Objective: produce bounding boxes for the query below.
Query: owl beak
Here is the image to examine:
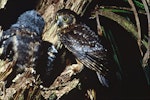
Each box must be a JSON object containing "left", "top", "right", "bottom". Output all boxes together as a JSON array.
[{"left": 56, "top": 20, "right": 63, "bottom": 27}]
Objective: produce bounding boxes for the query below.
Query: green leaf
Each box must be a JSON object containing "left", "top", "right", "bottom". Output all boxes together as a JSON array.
[
  {"left": 133, "top": 0, "right": 145, "bottom": 9},
  {"left": 103, "top": 28, "right": 123, "bottom": 80},
  {"left": 92, "top": 10, "right": 148, "bottom": 49},
  {"left": 101, "top": 8, "right": 132, "bottom": 13},
  {"left": 144, "top": 66, "right": 150, "bottom": 85},
  {"left": 123, "top": 0, "right": 145, "bottom": 9}
]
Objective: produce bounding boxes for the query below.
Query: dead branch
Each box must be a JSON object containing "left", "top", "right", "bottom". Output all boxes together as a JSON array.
[
  {"left": 142, "top": 0, "right": 150, "bottom": 67},
  {"left": 41, "top": 64, "right": 83, "bottom": 99},
  {"left": 0, "top": 0, "right": 8, "bottom": 9},
  {"left": 95, "top": 8, "right": 103, "bottom": 36},
  {"left": 86, "top": 89, "right": 96, "bottom": 100},
  {"left": 128, "top": 0, "right": 142, "bottom": 56},
  {"left": 0, "top": 68, "right": 36, "bottom": 100}
]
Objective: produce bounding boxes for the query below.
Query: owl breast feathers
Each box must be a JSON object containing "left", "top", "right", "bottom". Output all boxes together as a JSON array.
[{"left": 56, "top": 9, "right": 111, "bottom": 87}]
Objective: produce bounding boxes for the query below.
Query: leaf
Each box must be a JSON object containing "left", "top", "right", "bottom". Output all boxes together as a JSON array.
[
  {"left": 103, "top": 29, "right": 123, "bottom": 80},
  {"left": 92, "top": 9, "right": 148, "bottom": 49}
]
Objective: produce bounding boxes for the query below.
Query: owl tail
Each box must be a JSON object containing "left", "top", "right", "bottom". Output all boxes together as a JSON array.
[{"left": 96, "top": 72, "right": 109, "bottom": 87}]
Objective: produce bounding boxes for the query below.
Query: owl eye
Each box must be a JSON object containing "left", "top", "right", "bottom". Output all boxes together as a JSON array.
[
  {"left": 55, "top": 16, "right": 58, "bottom": 20},
  {"left": 63, "top": 16, "right": 69, "bottom": 22}
]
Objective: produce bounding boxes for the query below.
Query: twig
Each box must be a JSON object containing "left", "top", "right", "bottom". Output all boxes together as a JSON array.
[
  {"left": 0, "top": 61, "right": 15, "bottom": 81},
  {"left": 95, "top": 9, "right": 103, "bottom": 36},
  {"left": 141, "top": 0, "right": 150, "bottom": 67},
  {"left": 100, "top": 6, "right": 146, "bottom": 15},
  {"left": 86, "top": 89, "right": 96, "bottom": 100},
  {"left": 146, "top": 0, "right": 150, "bottom": 6},
  {"left": 128, "top": 0, "right": 143, "bottom": 56},
  {"left": 91, "top": 8, "right": 148, "bottom": 49}
]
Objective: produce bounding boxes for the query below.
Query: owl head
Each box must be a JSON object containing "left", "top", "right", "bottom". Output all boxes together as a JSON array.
[
  {"left": 56, "top": 9, "right": 78, "bottom": 29},
  {"left": 11, "top": 10, "right": 45, "bottom": 36}
]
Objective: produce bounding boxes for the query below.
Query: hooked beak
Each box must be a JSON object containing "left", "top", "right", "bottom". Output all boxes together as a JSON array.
[
  {"left": 56, "top": 15, "right": 64, "bottom": 28},
  {"left": 56, "top": 20, "right": 63, "bottom": 28}
]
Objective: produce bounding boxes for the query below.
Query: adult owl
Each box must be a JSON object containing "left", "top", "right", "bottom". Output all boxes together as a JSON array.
[
  {"left": 56, "top": 9, "right": 114, "bottom": 87},
  {"left": 0, "top": 10, "right": 57, "bottom": 73}
]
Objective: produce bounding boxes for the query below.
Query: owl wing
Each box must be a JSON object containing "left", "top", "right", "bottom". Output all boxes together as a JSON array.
[
  {"left": 62, "top": 24, "right": 110, "bottom": 86},
  {"left": 68, "top": 24, "right": 109, "bottom": 74},
  {"left": 67, "top": 45, "right": 109, "bottom": 87},
  {"left": 0, "top": 29, "right": 16, "bottom": 60}
]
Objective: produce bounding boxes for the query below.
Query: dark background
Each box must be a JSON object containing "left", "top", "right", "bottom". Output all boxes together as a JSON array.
[{"left": 0, "top": 0, "right": 149, "bottom": 99}]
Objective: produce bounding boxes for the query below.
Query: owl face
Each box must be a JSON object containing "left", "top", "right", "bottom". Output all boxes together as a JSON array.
[{"left": 56, "top": 9, "right": 77, "bottom": 29}]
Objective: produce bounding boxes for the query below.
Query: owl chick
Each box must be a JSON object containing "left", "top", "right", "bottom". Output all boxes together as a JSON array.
[
  {"left": 56, "top": 9, "right": 111, "bottom": 87},
  {"left": 0, "top": 10, "right": 57, "bottom": 72}
]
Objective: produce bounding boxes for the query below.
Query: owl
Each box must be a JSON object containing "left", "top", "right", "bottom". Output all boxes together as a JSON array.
[
  {"left": 56, "top": 9, "right": 111, "bottom": 87},
  {"left": 0, "top": 10, "right": 57, "bottom": 73}
]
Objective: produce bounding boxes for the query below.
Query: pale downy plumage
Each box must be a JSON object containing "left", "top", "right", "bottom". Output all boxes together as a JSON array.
[{"left": 0, "top": 10, "right": 57, "bottom": 73}]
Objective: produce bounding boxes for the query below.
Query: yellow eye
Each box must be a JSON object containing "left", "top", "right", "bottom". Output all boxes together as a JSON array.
[
  {"left": 63, "top": 17, "right": 68, "bottom": 22},
  {"left": 55, "top": 15, "right": 58, "bottom": 20}
]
